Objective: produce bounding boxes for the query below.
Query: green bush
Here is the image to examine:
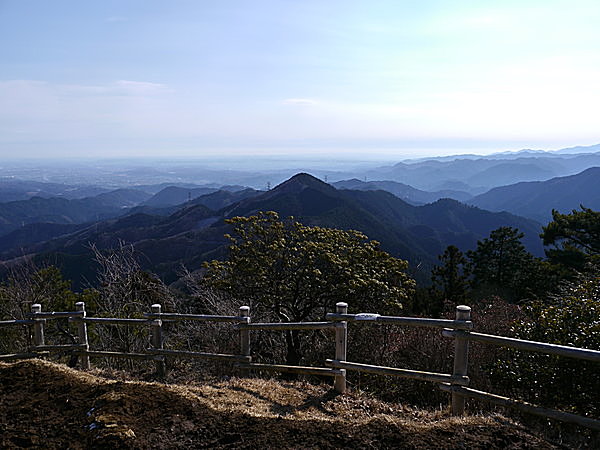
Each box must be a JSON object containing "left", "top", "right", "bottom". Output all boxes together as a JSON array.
[{"left": 493, "top": 267, "right": 600, "bottom": 417}]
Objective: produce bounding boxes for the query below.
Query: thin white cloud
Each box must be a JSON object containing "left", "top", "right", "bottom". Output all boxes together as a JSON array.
[
  {"left": 283, "top": 98, "right": 319, "bottom": 106},
  {"left": 2, "top": 65, "right": 599, "bottom": 156},
  {"left": 0, "top": 80, "right": 178, "bottom": 143},
  {"left": 114, "top": 80, "right": 170, "bottom": 94},
  {"left": 49, "top": 80, "right": 170, "bottom": 97}
]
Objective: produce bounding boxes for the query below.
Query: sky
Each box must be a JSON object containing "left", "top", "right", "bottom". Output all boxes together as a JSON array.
[{"left": 1, "top": 0, "right": 600, "bottom": 159}]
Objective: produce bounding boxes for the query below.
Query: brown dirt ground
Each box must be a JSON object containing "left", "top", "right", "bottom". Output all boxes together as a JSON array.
[{"left": 0, "top": 359, "right": 560, "bottom": 449}]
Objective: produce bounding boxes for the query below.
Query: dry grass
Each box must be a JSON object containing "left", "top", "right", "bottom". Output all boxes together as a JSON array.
[{"left": 0, "top": 359, "right": 560, "bottom": 449}]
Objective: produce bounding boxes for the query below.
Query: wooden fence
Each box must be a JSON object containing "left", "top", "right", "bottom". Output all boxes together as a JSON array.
[{"left": 1, "top": 301, "right": 599, "bottom": 431}]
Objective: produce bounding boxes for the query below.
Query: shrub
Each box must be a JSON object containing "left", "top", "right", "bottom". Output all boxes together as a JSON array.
[{"left": 493, "top": 267, "right": 600, "bottom": 418}]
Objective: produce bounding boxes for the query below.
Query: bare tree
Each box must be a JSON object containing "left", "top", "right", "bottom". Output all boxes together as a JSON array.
[
  {"left": 90, "top": 242, "right": 176, "bottom": 369},
  {"left": 0, "top": 260, "right": 81, "bottom": 358}
]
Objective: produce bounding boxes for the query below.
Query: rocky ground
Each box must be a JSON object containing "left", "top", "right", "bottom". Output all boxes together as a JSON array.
[{"left": 0, "top": 359, "right": 562, "bottom": 449}]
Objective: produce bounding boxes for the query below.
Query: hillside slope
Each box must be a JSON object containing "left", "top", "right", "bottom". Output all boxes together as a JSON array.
[{"left": 0, "top": 360, "right": 557, "bottom": 449}]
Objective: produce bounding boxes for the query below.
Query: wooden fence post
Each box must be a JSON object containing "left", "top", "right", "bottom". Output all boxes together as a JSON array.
[
  {"left": 150, "top": 304, "right": 166, "bottom": 377},
  {"left": 75, "top": 302, "right": 90, "bottom": 369},
  {"left": 31, "top": 303, "right": 45, "bottom": 347},
  {"left": 334, "top": 302, "right": 348, "bottom": 394},
  {"left": 451, "top": 305, "right": 471, "bottom": 415},
  {"left": 239, "top": 306, "right": 250, "bottom": 357}
]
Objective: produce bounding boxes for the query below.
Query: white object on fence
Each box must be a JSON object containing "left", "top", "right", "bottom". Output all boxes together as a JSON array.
[{"left": 354, "top": 313, "right": 380, "bottom": 321}]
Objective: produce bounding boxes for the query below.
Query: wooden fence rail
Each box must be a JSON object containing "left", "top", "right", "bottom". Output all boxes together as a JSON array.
[
  {"left": 442, "top": 329, "right": 600, "bottom": 362},
  {"left": 146, "top": 348, "right": 252, "bottom": 362},
  {"left": 28, "top": 311, "right": 84, "bottom": 319},
  {"left": 325, "top": 312, "right": 474, "bottom": 330},
  {"left": 233, "top": 304, "right": 348, "bottom": 383},
  {"left": 439, "top": 385, "right": 600, "bottom": 432},
  {"left": 0, "top": 319, "right": 35, "bottom": 327},
  {"left": 31, "top": 344, "right": 87, "bottom": 352},
  {"left": 75, "top": 317, "right": 151, "bottom": 324},
  {"left": 237, "top": 321, "right": 339, "bottom": 331},
  {"left": 324, "top": 304, "right": 599, "bottom": 430},
  {"left": 83, "top": 350, "right": 156, "bottom": 360},
  {"left": 143, "top": 312, "right": 249, "bottom": 323},
  {"left": 1, "top": 301, "right": 599, "bottom": 431},
  {"left": 235, "top": 362, "right": 343, "bottom": 377},
  {"left": 325, "top": 359, "right": 470, "bottom": 386},
  {"left": 0, "top": 352, "right": 49, "bottom": 361},
  {"left": 23, "top": 303, "right": 249, "bottom": 374}
]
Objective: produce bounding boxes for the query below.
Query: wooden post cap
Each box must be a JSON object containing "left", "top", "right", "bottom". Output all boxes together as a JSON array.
[
  {"left": 456, "top": 305, "right": 471, "bottom": 320},
  {"left": 336, "top": 302, "right": 348, "bottom": 313}
]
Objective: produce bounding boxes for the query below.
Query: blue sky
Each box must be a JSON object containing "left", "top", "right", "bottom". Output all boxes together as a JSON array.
[{"left": 1, "top": 0, "right": 600, "bottom": 159}]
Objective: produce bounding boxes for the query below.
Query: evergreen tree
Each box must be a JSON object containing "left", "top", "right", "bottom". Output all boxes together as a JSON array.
[
  {"left": 429, "top": 245, "right": 469, "bottom": 315},
  {"left": 542, "top": 206, "right": 600, "bottom": 273},
  {"left": 202, "top": 211, "right": 415, "bottom": 365},
  {"left": 467, "top": 227, "right": 544, "bottom": 301}
]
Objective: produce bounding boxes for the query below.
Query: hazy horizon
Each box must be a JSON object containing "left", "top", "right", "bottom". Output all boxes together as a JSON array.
[{"left": 1, "top": 139, "right": 599, "bottom": 170}]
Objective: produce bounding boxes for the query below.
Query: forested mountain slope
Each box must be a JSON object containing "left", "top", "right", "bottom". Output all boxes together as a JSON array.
[{"left": 2, "top": 173, "right": 543, "bottom": 286}]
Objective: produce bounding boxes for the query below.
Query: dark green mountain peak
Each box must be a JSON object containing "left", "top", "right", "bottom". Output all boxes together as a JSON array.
[
  {"left": 271, "top": 173, "right": 336, "bottom": 195},
  {"left": 424, "top": 198, "right": 465, "bottom": 208}
]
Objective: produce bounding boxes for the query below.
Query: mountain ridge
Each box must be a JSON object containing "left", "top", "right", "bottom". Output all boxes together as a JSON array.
[
  {"left": 469, "top": 166, "right": 600, "bottom": 222},
  {"left": 333, "top": 179, "right": 473, "bottom": 204},
  {"left": 3, "top": 173, "right": 544, "bottom": 287}
]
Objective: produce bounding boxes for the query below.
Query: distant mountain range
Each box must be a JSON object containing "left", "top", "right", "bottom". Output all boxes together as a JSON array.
[
  {"left": 365, "top": 152, "right": 600, "bottom": 193},
  {"left": 141, "top": 184, "right": 249, "bottom": 207},
  {"left": 142, "top": 186, "right": 219, "bottom": 207},
  {"left": 2, "top": 143, "right": 599, "bottom": 194},
  {"left": 187, "top": 188, "right": 262, "bottom": 211},
  {"left": 2, "top": 174, "right": 543, "bottom": 287},
  {"left": 334, "top": 166, "right": 600, "bottom": 224},
  {"left": 0, "top": 181, "right": 260, "bottom": 238},
  {"left": 356, "top": 142, "right": 600, "bottom": 194},
  {"left": 0, "top": 179, "right": 111, "bottom": 202},
  {"left": 3, "top": 142, "right": 599, "bottom": 288},
  {"left": 0, "top": 187, "right": 261, "bottom": 257},
  {"left": 0, "top": 189, "right": 150, "bottom": 236},
  {"left": 333, "top": 179, "right": 472, "bottom": 204},
  {"left": 401, "top": 143, "right": 600, "bottom": 162},
  {"left": 468, "top": 167, "right": 600, "bottom": 222}
]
